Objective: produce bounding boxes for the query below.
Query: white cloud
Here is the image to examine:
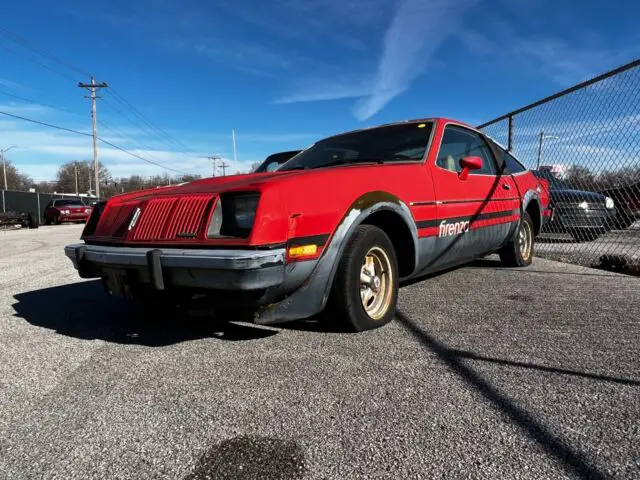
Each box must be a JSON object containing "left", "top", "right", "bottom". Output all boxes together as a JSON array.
[
  {"left": 273, "top": 0, "right": 477, "bottom": 120},
  {"left": 0, "top": 78, "right": 27, "bottom": 90},
  {"left": 354, "top": 0, "right": 477, "bottom": 120},
  {"left": 273, "top": 80, "right": 374, "bottom": 105}
]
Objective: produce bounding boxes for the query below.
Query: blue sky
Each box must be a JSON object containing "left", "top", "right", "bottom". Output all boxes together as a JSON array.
[{"left": 0, "top": 0, "right": 639, "bottom": 181}]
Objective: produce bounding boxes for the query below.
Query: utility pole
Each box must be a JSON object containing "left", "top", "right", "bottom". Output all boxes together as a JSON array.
[
  {"left": 78, "top": 77, "right": 108, "bottom": 198},
  {"left": 220, "top": 161, "right": 229, "bottom": 176},
  {"left": 536, "top": 131, "right": 544, "bottom": 170},
  {"left": 232, "top": 129, "right": 237, "bottom": 163},
  {"left": 536, "top": 131, "right": 559, "bottom": 170},
  {"left": 1, "top": 146, "right": 18, "bottom": 191},
  {"left": 204, "top": 155, "right": 222, "bottom": 177},
  {"left": 1, "top": 151, "right": 5, "bottom": 191}
]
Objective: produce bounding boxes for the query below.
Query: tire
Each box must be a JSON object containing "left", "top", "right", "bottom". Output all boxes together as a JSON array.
[
  {"left": 54, "top": 215, "right": 61, "bottom": 225},
  {"left": 27, "top": 213, "right": 39, "bottom": 229},
  {"left": 571, "top": 229, "right": 599, "bottom": 243},
  {"left": 44, "top": 216, "right": 51, "bottom": 226},
  {"left": 614, "top": 213, "right": 634, "bottom": 230},
  {"left": 325, "top": 225, "right": 399, "bottom": 332},
  {"left": 499, "top": 212, "right": 535, "bottom": 267}
]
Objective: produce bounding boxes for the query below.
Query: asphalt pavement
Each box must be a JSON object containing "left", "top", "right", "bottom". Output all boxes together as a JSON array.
[{"left": 1, "top": 225, "right": 639, "bottom": 479}]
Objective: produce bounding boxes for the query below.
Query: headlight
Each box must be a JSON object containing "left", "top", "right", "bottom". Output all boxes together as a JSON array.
[
  {"left": 207, "top": 192, "right": 260, "bottom": 238},
  {"left": 605, "top": 197, "right": 615, "bottom": 209},
  {"left": 578, "top": 201, "right": 588, "bottom": 210},
  {"left": 60, "top": 209, "right": 70, "bottom": 214},
  {"left": 85, "top": 208, "right": 92, "bottom": 213},
  {"left": 206, "top": 198, "right": 223, "bottom": 237},
  {"left": 232, "top": 194, "right": 259, "bottom": 230}
]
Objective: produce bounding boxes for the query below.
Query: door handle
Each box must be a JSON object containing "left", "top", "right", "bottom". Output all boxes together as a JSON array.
[{"left": 502, "top": 184, "right": 511, "bottom": 190}]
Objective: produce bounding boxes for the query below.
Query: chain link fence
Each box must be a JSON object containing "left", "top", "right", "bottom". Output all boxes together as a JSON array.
[{"left": 479, "top": 59, "right": 640, "bottom": 274}]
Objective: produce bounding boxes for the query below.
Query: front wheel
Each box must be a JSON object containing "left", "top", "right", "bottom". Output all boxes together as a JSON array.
[
  {"left": 326, "top": 225, "right": 399, "bottom": 332},
  {"left": 499, "top": 212, "right": 534, "bottom": 267}
]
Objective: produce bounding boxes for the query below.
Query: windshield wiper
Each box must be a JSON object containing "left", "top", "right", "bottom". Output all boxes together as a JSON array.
[
  {"left": 311, "top": 158, "right": 385, "bottom": 169},
  {"left": 279, "top": 165, "right": 307, "bottom": 171}
]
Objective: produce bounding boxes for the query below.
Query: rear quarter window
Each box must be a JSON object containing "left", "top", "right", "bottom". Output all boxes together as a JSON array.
[{"left": 503, "top": 150, "right": 527, "bottom": 174}]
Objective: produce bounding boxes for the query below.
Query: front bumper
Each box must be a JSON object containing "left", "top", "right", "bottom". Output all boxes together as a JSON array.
[
  {"left": 543, "top": 205, "right": 617, "bottom": 230},
  {"left": 64, "top": 243, "right": 286, "bottom": 292},
  {"left": 60, "top": 214, "right": 90, "bottom": 221}
]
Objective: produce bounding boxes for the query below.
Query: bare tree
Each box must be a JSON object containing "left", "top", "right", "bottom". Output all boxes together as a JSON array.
[{"left": 0, "top": 159, "right": 34, "bottom": 191}]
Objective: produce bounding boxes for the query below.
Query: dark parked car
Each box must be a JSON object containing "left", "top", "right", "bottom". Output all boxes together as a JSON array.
[
  {"left": 254, "top": 150, "right": 302, "bottom": 173},
  {"left": 598, "top": 181, "right": 640, "bottom": 230},
  {"left": 44, "top": 198, "right": 93, "bottom": 225},
  {"left": 533, "top": 170, "right": 617, "bottom": 242},
  {"left": 0, "top": 210, "right": 39, "bottom": 229}
]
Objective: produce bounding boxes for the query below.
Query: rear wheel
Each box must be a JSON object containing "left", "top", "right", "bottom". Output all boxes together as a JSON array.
[
  {"left": 499, "top": 212, "right": 534, "bottom": 267},
  {"left": 27, "top": 213, "right": 39, "bottom": 229},
  {"left": 326, "top": 225, "right": 398, "bottom": 332}
]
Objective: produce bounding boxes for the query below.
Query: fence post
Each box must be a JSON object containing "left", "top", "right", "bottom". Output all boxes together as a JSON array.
[
  {"left": 507, "top": 115, "right": 514, "bottom": 152},
  {"left": 37, "top": 193, "right": 41, "bottom": 225},
  {"left": 1, "top": 189, "right": 4, "bottom": 213}
]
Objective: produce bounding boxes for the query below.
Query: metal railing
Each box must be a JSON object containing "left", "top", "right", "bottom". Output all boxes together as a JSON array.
[{"left": 478, "top": 59, "right": 640, "bottom": 274}]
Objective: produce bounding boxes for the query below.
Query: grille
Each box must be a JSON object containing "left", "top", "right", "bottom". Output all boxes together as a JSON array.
[
  {"left": 93, "top": 203, "right": 137, "bottom": 237},
  {"left": 132, "top": 195, "right": 214, "bottom": 241},
  {"left": 164, "top": 195, "right": 213, "bottom": 239},
  {"left": 132, "top": 198, "right": 177, "bottom": 241},
  {"left": 554, "top": 201, "right": 606, "bottom": 211}
]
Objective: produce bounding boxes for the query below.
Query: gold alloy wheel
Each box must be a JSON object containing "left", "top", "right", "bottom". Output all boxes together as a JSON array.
[
  {"left": 359, "top": 246, "right": 393, "bottom": 320},
  {"left": 519, "top": 220, "right": 533, "bottom": 261}
]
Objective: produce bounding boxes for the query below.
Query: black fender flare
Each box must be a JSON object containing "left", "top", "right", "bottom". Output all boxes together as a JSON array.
[{"left": 255, "top": 191, "right": 419, "bottom": 324}]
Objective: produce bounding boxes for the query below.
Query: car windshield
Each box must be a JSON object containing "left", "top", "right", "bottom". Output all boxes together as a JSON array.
[
  {"left": 55, "top": 199, "right": 84, "bottom": 206},
  {"left": 533, "top": 170, "right": 569, "bottom": 189},
  {"left": 278, "top": 122, "right": 434, "bottom": 171},
  {"left": 255, "top": 151, "right": 302, "bottom": 172}
]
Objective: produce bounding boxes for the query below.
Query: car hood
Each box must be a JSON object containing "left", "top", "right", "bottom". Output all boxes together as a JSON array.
[
  {"left": 549, "top": 188, "right": 606, "bottom": 203},
  {"left": 108, "top": 171, "right": 306, "bottom": 202}
]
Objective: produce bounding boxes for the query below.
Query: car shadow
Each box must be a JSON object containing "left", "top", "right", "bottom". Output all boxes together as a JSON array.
[{"left": 12, "top": 280, "right": 279, "bottom": 346}]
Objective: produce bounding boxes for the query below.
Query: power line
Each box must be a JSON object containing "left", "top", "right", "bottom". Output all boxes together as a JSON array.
[
  {"left": 101, "top": 95, "right": 189, "bottom": 155},
  {"left": 0, "top": 27, "right": 91, "bottom": 77},
  {"left": 0, "top": 88, "right": 83, "bottom": 117},
  {"left": 108, "top": 88, "right": 197, "bottom": 154},
  {"left": 0, "top": 88, "right": 189, "bottom": 173},
  {"left": 0, "top": 42, "right": 78, "bottom": 82},
  {"left": 98, "top": 118, "right": 182, "bottom": 168},
  {"left": 0, "top": 109, "right": 92, "bottom": 136},
  {"left": 0, "top": 109, "right": 187, "bottom": 174}
]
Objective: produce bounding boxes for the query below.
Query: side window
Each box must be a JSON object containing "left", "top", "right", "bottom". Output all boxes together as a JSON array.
[
  {"left": 436, "top": 126, "right": 497, "bottom": 175},
  {"left": 502, "top": 150, "right": 527, "bottom": 174}
]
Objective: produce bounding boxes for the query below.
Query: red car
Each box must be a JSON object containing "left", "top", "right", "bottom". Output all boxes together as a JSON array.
[
  {"left": 45, "top": 199, "right": 93, "bottom": 224},
  {"left": 65, "top": 118, "right": 550, "bottom": 331}
]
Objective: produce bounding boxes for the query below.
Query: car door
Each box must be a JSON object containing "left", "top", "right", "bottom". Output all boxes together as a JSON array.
[{"left": 427, "top": 124, "right": 519, "bottom": 267}]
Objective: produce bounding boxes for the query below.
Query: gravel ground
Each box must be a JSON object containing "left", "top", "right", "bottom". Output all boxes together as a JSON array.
[{"left": 1, "top": 225, "right": 639, "bottom": 480}]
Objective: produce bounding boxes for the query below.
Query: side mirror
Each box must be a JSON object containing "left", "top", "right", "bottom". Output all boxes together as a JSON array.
[{"left": 458, "top": 156, "right": 483, "bottom": 180}]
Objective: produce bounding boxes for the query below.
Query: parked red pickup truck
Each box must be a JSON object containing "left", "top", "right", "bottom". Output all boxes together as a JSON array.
[{"left": 65, "top": 118, "right": 550, "bottom": 331}]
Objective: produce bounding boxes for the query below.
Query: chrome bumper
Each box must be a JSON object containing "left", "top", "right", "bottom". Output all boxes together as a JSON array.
[{"left": 64, "top": 243, "right": 286, "bottom": 291}]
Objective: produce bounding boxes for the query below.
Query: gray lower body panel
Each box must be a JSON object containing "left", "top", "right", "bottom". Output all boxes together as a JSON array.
[{"left": 63, "top": 243, "right": 305, "bottom": 295}]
